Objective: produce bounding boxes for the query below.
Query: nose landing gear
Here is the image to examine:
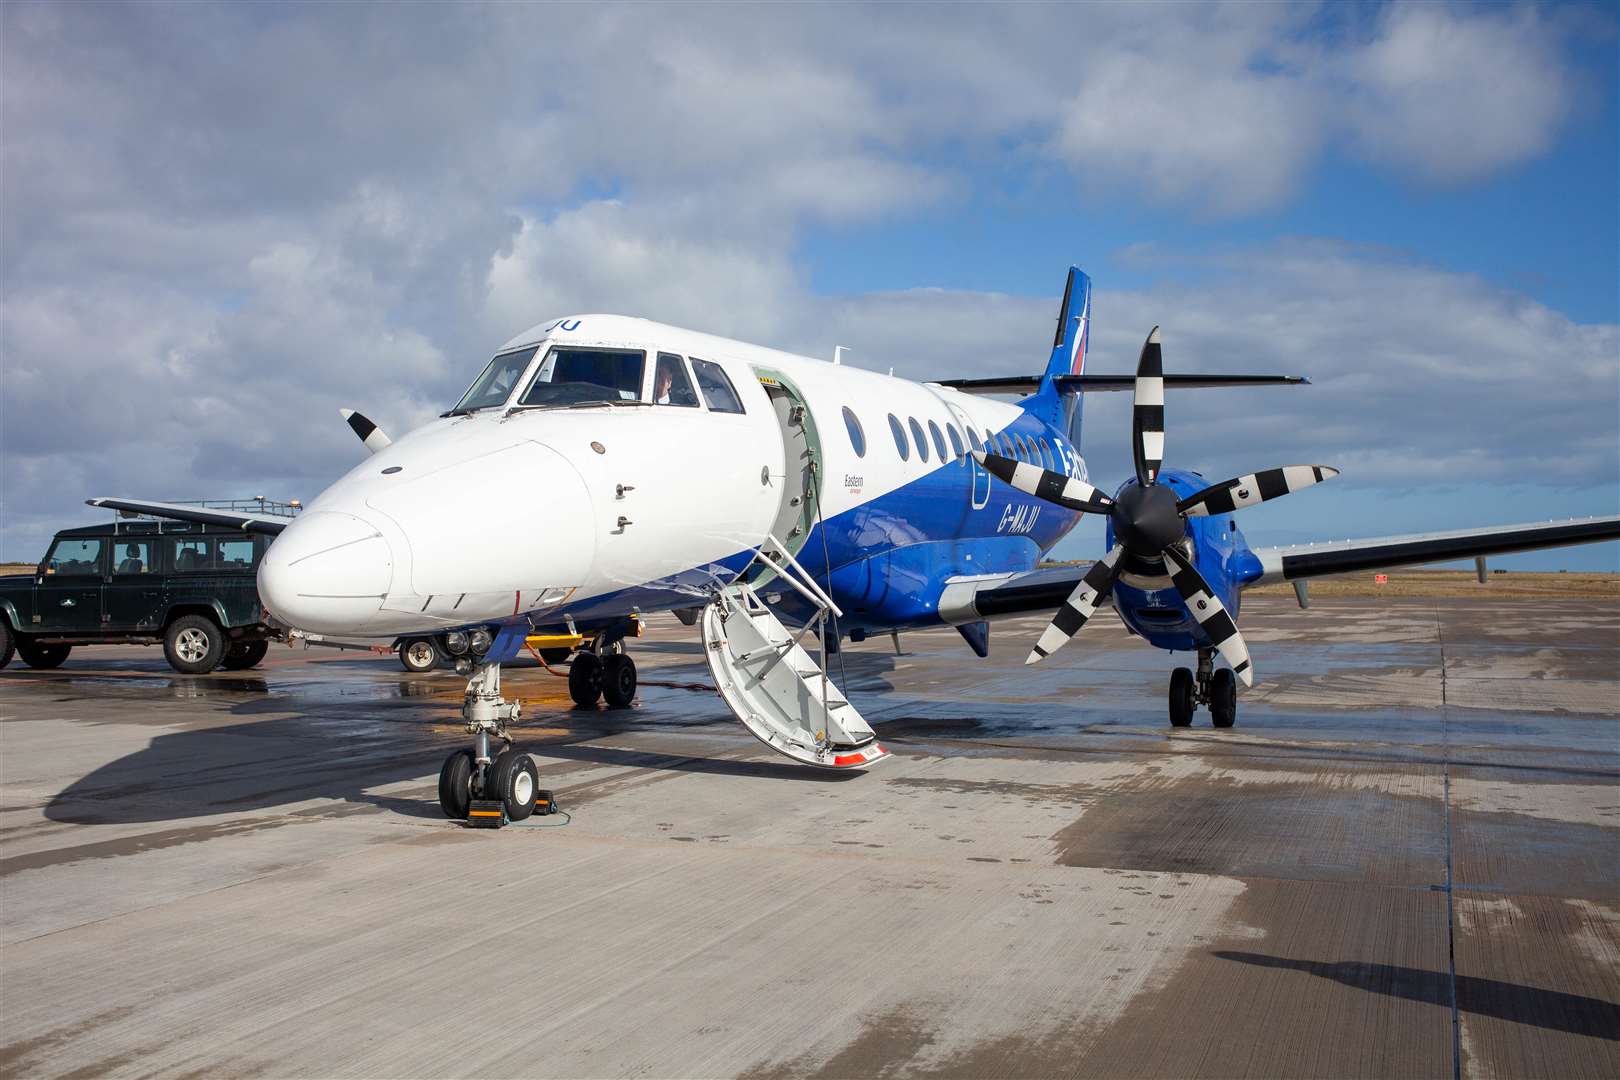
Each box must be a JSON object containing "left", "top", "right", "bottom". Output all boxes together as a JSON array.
[
  {"left": 437, "top": 653, "right": 540, "bottom": 822},
  {"left": 1168, "top": 648, "right": 1238, "bottom": 729}
]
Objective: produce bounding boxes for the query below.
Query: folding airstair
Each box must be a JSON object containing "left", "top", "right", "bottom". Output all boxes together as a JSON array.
[{"left": 701, "top": 535, "right": 887, "bottom": 770}]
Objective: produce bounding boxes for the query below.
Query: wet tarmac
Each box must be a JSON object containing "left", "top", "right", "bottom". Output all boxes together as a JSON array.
[{"left": 1, "top": 596, "right": 1616, "bottom": 1078}]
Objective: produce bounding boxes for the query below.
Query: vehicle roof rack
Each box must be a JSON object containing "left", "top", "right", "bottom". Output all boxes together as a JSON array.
[{"left": 106, "top": 496, "right": 302, "bottom": 530}]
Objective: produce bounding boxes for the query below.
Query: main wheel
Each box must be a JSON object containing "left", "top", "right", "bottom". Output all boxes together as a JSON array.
[
  {"left": 221, "top": 640, "right": 269, "bottom": 670},
  {"left": 1209, "top": 669, "right": 1237, "bottom": 729},
  {"left": 0, "top": 622, "right": 14, "bottom": 670},
  {"left": 164, "top": 614, "right": 225, "bottom": 674},
  {"left": 487, "top": 748, "right": 539, "bottom": 821},
  {"left": 569, "top": 652, "right": 603, "bottom": 707},
  {"left": 438, "top": 749, "right": 473, "bottom": 819},
  {"left": 601, "top": 653, "right": 636, "bottom": 708},
  {"left": 1169, "top": 667, "right": 1195, "bottom": 728},
  {"left": 399, "top": 637, "right": 441, "bottom": 673},
  {"left": 15, "top": 638, "right": 71, "bottom": 670}
]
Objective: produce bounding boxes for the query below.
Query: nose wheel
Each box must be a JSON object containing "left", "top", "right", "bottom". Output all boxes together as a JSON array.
[{"left": 1169, "top": 649, "right": 1238, "bottom": 729}]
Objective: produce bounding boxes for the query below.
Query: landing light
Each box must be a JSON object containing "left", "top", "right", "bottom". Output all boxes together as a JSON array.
[
  {"left": 443, "top": 631, "right": 470, "bottom": 656},
  {"left": 469, "top": 629, "right": 494, "bottom": 656}
]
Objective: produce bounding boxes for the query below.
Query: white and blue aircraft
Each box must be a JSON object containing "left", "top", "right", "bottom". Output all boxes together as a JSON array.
[{"left": 93, "top": 268, "right": 1620, "bottom": 822}]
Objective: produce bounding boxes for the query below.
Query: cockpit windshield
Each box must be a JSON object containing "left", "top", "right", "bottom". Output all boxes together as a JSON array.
[
  {"left": 449, "top": 347, "right": 538, "bottom": 414},
  {"left": 519, "top": 347, "right": 646, "bottom": 407}
]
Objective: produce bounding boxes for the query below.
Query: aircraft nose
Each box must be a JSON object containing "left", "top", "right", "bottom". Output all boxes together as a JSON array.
[{"left": 258, "top": 510, "right": 394, "bottom": 634}]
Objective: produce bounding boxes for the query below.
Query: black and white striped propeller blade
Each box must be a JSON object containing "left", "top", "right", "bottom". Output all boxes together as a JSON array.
[
  {"left": 1179, "top": 466, "right": 1340, "bottom": 517},
  {"left": 340, "top": 408, "right": 392, "bottom": 455},
  {"left": 1161, "top": 544, "right": 1253, "bottom": 686},
  {"left": 972, "top": 451, "right": 1114, "bottom": 514},
  {"left": 1131, "top": 327, "right": 1165, "bottom": 486},
  {"left": 1026, "top": 546, "right": 1123, "bottom": 665}
]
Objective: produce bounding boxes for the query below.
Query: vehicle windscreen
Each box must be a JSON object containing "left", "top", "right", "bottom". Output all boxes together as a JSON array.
[
  {"left": 450, "top": 347, "right": 539, "bottom": 414},
  {"left": 519, "top": 348, "right": 646, "bottom": 407}
]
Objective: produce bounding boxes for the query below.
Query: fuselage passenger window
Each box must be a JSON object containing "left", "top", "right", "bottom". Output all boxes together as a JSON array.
[
  {"left": 909, "top": 418, "right": 929, "bottom": 462},
  {"left": 451, "top": 347, "right": 538, "bottom": 413},
  {"left": 843, "top": 407, "right": 866, "bottom": 458},
  {"left": 928, "top": 420, "right": 947, "bottom": 462},
  {"left": 520, "top": 347, "right": 645, "bottom": 407},
  {"left": 652, "top": 353, "right": 700, "bottom": 407},
  {"left": 888, "top": 414, "right": 910, "bottom": 461},
  {"left": 1038, "top": 439, "right": 1054, "bottom": 471},
  {"left": 114, "top": 540, "right": 154, "bottom": 574},
  {"left": 690, "top": 358, "right": 746, "bottom": 414},
  {"left": 947, "top": 425, "right": 965, "bottom": 464},
  {"left": 967, "top": 428, "right": 983, "bottom": 454}
]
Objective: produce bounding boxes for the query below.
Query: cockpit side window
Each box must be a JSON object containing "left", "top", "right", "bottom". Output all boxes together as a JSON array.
[
  {"left": 653, "top": 353, "right": 700, "bottom": 407},
  {"left": 450, "top": 346, "right": 539, "bottom": 413},
  {"left": 520, "top": 347, "right": 647, "bottom": 407},
  {"left": 690, "top": 358, "right": 745, "bottom": 414}
]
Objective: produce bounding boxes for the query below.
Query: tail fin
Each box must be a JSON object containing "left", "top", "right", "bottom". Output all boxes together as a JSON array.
[{"left": 1030, "top": 266, "right": 1091, "bottom": 444}]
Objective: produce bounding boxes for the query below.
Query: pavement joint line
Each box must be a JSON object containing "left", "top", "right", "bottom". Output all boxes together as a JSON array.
[{"left": 1438, "top": 606, "right": 1463, "bottom": 1080}]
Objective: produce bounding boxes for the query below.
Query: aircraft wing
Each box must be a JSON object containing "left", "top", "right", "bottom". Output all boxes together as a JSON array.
[
  {"left": 1249, "top": 516, "right": 1620, "bottom": 585},
  {"left": 937, "top": 563, "right": 1106, "bottom": 624},
  {"left": 86, "top": 498, "right": 294, "bottom": 536}
]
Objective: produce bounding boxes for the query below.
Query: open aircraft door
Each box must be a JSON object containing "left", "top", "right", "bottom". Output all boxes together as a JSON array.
[{"left": 701, "top": 536, "right": 887, "bottom": 771}]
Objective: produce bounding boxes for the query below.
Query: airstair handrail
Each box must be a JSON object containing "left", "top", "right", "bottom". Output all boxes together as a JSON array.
[{"left": 758, "top": 534, "right": 844, "bottom": 619}]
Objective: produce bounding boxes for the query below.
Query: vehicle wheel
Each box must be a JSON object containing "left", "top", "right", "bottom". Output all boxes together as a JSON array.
[
  {"left": 1209, "top": 669, "right": 1237, "bottom": 729},
  {"left": 399, "top": 637, "right": 441, "bottom": 673},
  {"left": 221, "top": 640, "right": 269, "bottom": 670},
  {"left": 487, "top": 748, "right": 539, "bottom": 821},
  {"left": 15, "top": 638, "right": 71, "bottom": 669},
  {"left": 601, "top": 653, "right": 636, "bottom": 708},
  {"left": 1169, "top": 667, "right": 1195, "bottom": 728},
  {"left": 0, "top": 622, "right": 14, "bottom": 670},
  {"left": 164, "top": 614, "right": 225, "bottom": 674},
  {"left": 438, "top": 749, "right": 473, "bottom": 819},
  {"left": 569, "top": 652, "right": 603, "bottom": 707}
]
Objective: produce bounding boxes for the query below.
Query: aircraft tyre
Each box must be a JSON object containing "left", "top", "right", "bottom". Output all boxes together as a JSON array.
[
  {"left": 399, "top": 637, "right": 440, "bottom": 673},
  {"left": 222, "top": 640, "right": 269, "bottom": 670},
  {"left": 1209, "top": 669, "right": 1237, "bottom": 728},
  {"left": 1169, "top": 667, "right": 1195, "bottom": 727},
  {"left": 165, "top": 614, "right": 225, "bottom": 674},
  {"left": 488, "top": 748, "right": 539, "bottom": 821},
  {"left": 602, "top": 653, "right": 636, "bottom": 708},
  {"left": 0, "top": 622, "right": 15, "bottom": 669},
  {"left": 16, "top": 637, "right": 72, "bottom": 670},
  {"left": 569, "top": 652, "right": 603, "bottom": 707},
  {"left": 438, "top": 749, "right": 474, "bottom": 819}
]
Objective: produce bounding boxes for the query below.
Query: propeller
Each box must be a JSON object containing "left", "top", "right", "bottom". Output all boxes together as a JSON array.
[
  {"left": 340, "top": 408, "right": 392, "bottom": 455},
  {"left": 972, "top": 326, "right": 1338, "bottom": 685}
]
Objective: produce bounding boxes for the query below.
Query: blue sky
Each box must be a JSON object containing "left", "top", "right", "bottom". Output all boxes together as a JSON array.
[{"left": 2, "top": 1, "right": 1616, "bottom": 570}]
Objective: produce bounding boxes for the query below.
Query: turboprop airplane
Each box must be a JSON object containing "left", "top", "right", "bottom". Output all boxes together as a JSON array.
[{"left": 91, "top": 267, "right": 1620, "bottom": 823}]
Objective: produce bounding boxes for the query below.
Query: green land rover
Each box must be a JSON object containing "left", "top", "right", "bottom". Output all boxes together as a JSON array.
[{"left": 0, "top": 521, "right": 277, "bottom": 674}]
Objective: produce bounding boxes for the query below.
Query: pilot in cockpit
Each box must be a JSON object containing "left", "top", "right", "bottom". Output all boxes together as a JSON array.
[{"left": 653, "top": 354, "right": 698, "bottom": 406}]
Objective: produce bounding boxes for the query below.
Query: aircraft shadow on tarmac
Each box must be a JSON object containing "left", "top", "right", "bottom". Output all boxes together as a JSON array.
[
  {"left": 1214, "top": 951, "right": 1620, "bottom": 1039},
  {"left": 43, "top": 698, "right": 857, "bottom": 827}
]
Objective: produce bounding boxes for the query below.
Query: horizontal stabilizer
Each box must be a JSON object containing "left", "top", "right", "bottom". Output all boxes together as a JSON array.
[
  {"left": 85, "top": 498, "right": 293, "bottom": 535},
  {"left": 938, "top": 373, "right": 1309, "bottom": 396}
]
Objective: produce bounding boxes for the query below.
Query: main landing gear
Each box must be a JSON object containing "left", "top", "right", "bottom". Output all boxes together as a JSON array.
[
  {"left": 567, "top": 635, "right": 636, "bottom": 709},
  {"left": 1169, "top": 648, "right": 1237, "bottom": 729},
  {"left": 437, "top": 658, "right": 541, "bottom": 822}
]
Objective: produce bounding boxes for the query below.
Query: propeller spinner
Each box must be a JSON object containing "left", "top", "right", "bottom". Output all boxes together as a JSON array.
[{"left": 972, "top": 326, "right": 1339, "bottom": 686}]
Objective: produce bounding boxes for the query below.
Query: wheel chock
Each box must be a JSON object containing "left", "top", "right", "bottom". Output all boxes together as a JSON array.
[{"left": 466, "top": 800, "right": 507, "bottom": 828}]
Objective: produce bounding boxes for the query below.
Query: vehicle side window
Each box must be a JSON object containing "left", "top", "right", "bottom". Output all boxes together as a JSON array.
[
  {"left": 843, "top": 407, "right": 866, "bottom": 458},
  {"left": 218, "top": 538, "right": 254, "bottom": 570},
  {"left": 44, "top": 538, "right": 103, "bottom": 576},
  {"left": 928, "top": 420, "right": 947, "bottom": 462},
  {"left": 690, "top": 358, "right": 745, "bottom": 414},
  {"left": 888, "top": 414, "right": 909, "bottom": 461},
  {"left": 909, "top": 418, "right": 929, "bottom": 462},
  {"left": 114, "top": 540, "right": 154, "bottom": 575},
  {"left": 652, "top": 353, "right": 700, "bottom": 407},
  {"left": 172, "top": 538, "right": 214, "bottom": 572},
  {"left": 947, "top": 425, "right": 965, "bottom": 464}
]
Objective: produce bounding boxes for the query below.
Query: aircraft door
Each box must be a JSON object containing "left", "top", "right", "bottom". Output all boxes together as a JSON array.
[
  {"left": 944, "top": 400, "right": 990, "bottom": 510},
  {"left": 751, "top": 370, "right": 821, "bottom": 586}
]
